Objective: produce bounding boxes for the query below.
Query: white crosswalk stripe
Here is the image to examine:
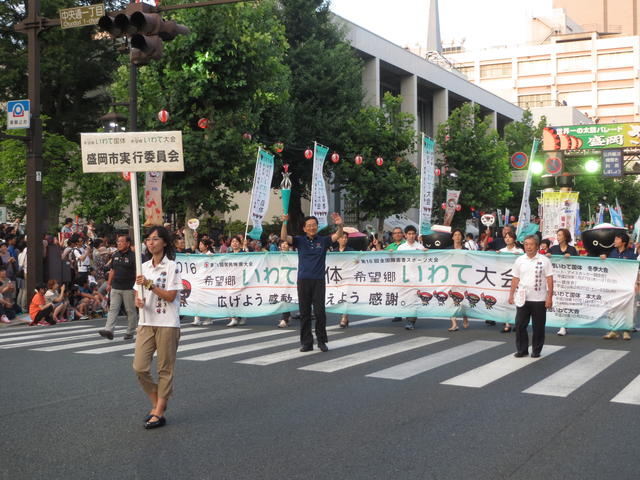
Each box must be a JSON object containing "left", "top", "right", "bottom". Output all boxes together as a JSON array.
[
  {"left": 367, "top": 340, "right": 503, "bottom": 380},
  {"left": 441, "top": 345, "right": 565, "bottom": 388},
  {"left": 238, "top": 332, "right": 391, "bottom": 366},
  {"left": 0, "top": 325, "right": 93, "bottom": 343},
  {"left": 299, "top": 336, "right": 445, "bottom": 373},
  {"left": 31, "top": 329, "right": 128, "bottom": 351},
  {"left": 1, "top": 328, "right": 127, "bottom": 349},
  {"left": 611, "top": 374, "right": 640, "bottom": 405},
  {"left": 77, "top": 328, "right": 246, "bottom": 354},
  {"left": 181, "top": 334, "right": 303, "bottom": 361},
  {"left": 523, "top": 349, "right": 629, "bottom": 397}
]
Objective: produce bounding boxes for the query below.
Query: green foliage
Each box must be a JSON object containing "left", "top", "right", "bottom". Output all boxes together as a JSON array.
[
  {"left": 436, "top": 103, "right": 510, "bottom": 224},
  {"left": 334, "top": 93, "right": 418, "bottom": 225}
]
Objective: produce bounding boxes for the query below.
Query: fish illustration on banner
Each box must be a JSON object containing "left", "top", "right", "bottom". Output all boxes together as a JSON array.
[
  {"left": 443, "top": 190, "right": 461, "bottom": 226},
  {"left": 143, "top": 171, "right": 164, "bottom": 227},
  {"left": 310, "top": 142, "right": 330, "bottom": 229},
  {"left": 247, "top": 148, "right": 275, "bottom": 240},
  {"left": 419, "top": 135, "right": 436, "bottom": 236}
]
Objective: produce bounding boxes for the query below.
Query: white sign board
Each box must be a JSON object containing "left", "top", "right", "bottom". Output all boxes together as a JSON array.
[
  {"left": 510, "top": 170, "right": 528, "bottom": 182},
  {"left": 7, "top": 100, "right": 30, "bottom": 130},
  {"left": 0, "top": 206, "right": 7, "bottom": 224},
  {"left": 80, "top": 131, "right": 184, "bottom": 173}
]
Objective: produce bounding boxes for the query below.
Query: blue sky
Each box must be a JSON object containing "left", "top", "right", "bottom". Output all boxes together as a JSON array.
[{"left": 330, "top": 0, "right": 554, "bottom": 50}]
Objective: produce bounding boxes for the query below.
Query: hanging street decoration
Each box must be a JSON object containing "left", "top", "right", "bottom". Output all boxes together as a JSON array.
[
  {"left": 375, "top": 157, "right": 384, "bottom": 166},
  {"left": 304, "top": 148, "right": 314, "bottom": 159},
  {"left": 354, "top": 154, "right": 363, "bottom": 165},
  {"left": 243, "top": 132, "right": 252, "bottom": 140},
  {"left": 157, "top": 109, "right": 169, "bottom": 123},
  {"left": 331, "top": 152, "right": 340, "bottom": 163},
  {"left": 197, "top": 118, "right": 209, "bottom": 129}
]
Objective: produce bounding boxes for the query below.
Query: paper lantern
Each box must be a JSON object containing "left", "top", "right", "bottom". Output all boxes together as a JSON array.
[
  {"left": 455, "top": 204, "right": 462, "bottom": 212},
  {"left": 435, "top": 168, "right": 441, "bottom": 176},
  {"left": 121, "top": 172, "right": 131, "bottom": 181},
  {"left": 441, "top": 203, "right": 447, "bottom": 210},
  {"left": 304, "top": 148, "right": 313, "bottom": 159},
  {"left": 157, "top": 109, "right": 169, "bottom": 123},
  {"left": 331, "top": 153, "right": 340, "bottom": 163},
  {"left": 197, "top": 118, "right": 209, "bottom": 129},
  {"left": 354, "top": 155, "right": 363, "bottom": 165},
  {"left": 242, "top": 132, "right": 252, "bottom": 140},
  {"left": 375, "top": 157, "right": 384, "bottom": 166}
]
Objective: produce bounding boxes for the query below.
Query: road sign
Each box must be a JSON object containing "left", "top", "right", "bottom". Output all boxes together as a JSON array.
[
  {"left": 510, "top": 152, "right": 528, "bottom": 169},
  {"left": 602, "top": 149, "right": 623, "bottom": 177},
  {"left": 510, "top": 170, "right": 528, "bottom": 182},
  {"left": 6, "top": 100, "right": 30, "bottom": 130},
  {"left": 80, "top": 131, "right": 185, "bottom": 173},
  {"left": 59, "top": 4, "right": 104, "bottom": 29},
  {"left": 545, "top": 156, "right": 563, "bottom": 175}
]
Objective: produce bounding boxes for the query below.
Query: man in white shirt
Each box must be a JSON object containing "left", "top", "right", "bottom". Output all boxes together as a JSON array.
[
  {"left": 508, "top": 235, "right": 554, "bottom": 358},
  {"left": 397, "top": 225, "right": 426, "bottom": 330}
]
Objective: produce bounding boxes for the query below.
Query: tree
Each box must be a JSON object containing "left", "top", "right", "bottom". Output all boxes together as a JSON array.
[
  {"left": 277, "top": 0, "right": 364, "bottom": 233},
  {"left": 108, "top": 0, "right": 290, "bottom": 228},
  {"left": 334, "top": 93, "right": 418, "bottom": 231},
  {"left": 436, "top": 102, "right": 510, "bottom": 226}
]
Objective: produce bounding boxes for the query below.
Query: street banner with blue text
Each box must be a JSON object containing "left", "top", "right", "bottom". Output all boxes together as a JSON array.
[
  {"left": 247, "top": 148, "right": 275, "bottom": 239},
  {"left": 176, "top": 251, "right": 637, "bottom": 330},
  {"left": 419, "top": 135, "right": 436, "bottom": 236},
  {"left": 310, "top": 143, "right": 330, "bottom": 229}
]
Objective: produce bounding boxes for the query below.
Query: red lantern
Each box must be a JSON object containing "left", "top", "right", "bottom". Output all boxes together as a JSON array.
[
  {"left": 157, "top": 109, "right": 169, "bottom": 123},
  {"left": 283, "top": 163, "right": 289, "bottom": 173},
  {"left": 455, "top": 204, "right": 462, "bottom": 212},
  {"left": 445, "top": 134, "right": 450, "bottom": 142},
  {"left": 470, "top": 207, "right": 476, "bottom": 212},
  {"left": 121, "top": 172, "right": 131, "bottom": 181},
  {"left": 435, "top": 168, "right": 441, "bottom": 176},
  {"left": 510, "top": 215, "right": 516, "bottom": 222},
  {"left": 331, "top": 153, "right": 340, "bottom": 163},
  {"left": 274, "top": 142, "right": 284, "bottom": 153},
  {"left": 375, "top": 157, "right": 384, "bottom": 166},
  {"left": 354, "top": 155, "right": 363, "bottom": 165},
  {"left": 441, "top": 203, "right": 447, "bottom": 210},
  {"left": 242, "top": 132, "right": 252, "bottom": 140},
  {"left": 304, "top": 148, "right": 313, "bottom": 159},
  {"left": 198, "top": 118, "right": 209, "bottom": 129}
]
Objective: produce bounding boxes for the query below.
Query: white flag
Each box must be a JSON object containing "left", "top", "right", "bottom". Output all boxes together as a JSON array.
[{"left": 310, "top": 142, "right": 330, "bottom": 229}]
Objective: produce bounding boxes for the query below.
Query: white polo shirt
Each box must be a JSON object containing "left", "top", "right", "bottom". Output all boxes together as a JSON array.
[
  {"left": 139, "top": 256, "right": 183, "bottom": 328},
  {"left": 512, "top": 253, "right": 553, "bottom": 303},
  {"left": 397, "top": 241, "right": 425, "bottom": 251}
]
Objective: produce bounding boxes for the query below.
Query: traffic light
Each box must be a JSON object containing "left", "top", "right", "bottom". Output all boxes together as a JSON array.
[{"left": 98, "top": 3, "right": 189, "bottom": 65}]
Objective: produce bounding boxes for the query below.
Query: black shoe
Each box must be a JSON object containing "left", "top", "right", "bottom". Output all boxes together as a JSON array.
[
  {"left": 513, "top": 352, "right": 529, "bottom": 358},
  {"left": 392, "top": 317, "right": 402, "bottom": 322},
  {"left": 531, "top": 352, "right": 541, "bottom": 358},
  {"left": 300, "top": 345, "right": 313, "bottom": 352},
  {"left": 98, "top": 329, "right": 114, "bottom": 340},
  {"left": 485, "top": 320, "right": 496, "bottom": 326},
  {"left": 144, "top": 415, "right": 166, "bottom": 429},
  {"left": 123, "top": 333, "right": 134, "bottom": 341},
  {"left": 318, "top": 341, "right": 328, "bottom": 352}
]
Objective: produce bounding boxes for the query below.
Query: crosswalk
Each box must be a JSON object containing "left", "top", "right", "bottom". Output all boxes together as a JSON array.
[{"left": 1, "top": 320, "right": 638, "bottom": 405}]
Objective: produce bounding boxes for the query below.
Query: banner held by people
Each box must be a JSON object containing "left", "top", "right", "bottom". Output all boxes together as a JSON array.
[
  {"left": 310, "top": 142, "right": 330, "bottom": 229},
  {"left": 246, "top": 148, "right": 275, "bottom": 240},
  {"left": 419, "top": 134, "right": 436, "bottom": 236}
]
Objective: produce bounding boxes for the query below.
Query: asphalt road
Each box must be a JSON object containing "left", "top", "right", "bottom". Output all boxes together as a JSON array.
[{"left": 1, "top": 315, "right": 639, "bottom": 480}]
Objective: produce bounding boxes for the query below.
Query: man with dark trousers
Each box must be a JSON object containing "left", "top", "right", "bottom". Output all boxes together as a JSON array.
[
  {"left": 281, "top": 213, "right": 343, "bottom": 352},
  {"left": 508, "top": 235, "right": 554, "bottom": 358}
]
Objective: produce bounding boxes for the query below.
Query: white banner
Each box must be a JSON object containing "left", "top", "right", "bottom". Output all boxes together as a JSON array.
[
  {"left": 176, "top": 251, "right": 637, "bottom": 330},
  {"left": 419, "top": 135, "right": 436, "bottom": 236},
  {"left": 443, "top": 189, "right": 461, "bottom": 226},
  {"left": 80, "top": 131, "right": 184, "bottom": 173},
  {"left": 143, "top": 172, "right": 164, "bottom": 227},
  {"left": 247, "top": 148, "right": 275, "bottom": 239},
  {"left": 540, "top": 191, "right": 579, "bottom": 243},
  {"left": 310, "top": 142, "right": 330, "bottom": 229}
]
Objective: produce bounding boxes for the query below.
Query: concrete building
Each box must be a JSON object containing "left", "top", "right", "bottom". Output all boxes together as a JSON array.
[
  {"left": 553, "top": 0, "right": 640, "bottom": 36},
  {"left": 446, "top": 7, "right": 640, "bottom": 125}
]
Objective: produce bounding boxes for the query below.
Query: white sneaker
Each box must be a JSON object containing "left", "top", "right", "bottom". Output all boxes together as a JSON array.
[
  {"left": 202, "top": 319, "right": 214, "bottom": 326},
  {"left": 557, "top": 327, "right": 567, "bottom": 336},
  {"left": 278, "top": 319, "right": 288, "bottom": 328},
  {"left": 0, "top": 315, "right": 10, "bottom": 324},
  {"left": 192, "top": 317, "right": 204, "bottom": 326},
  {"left": 227, "top": 317, "right": 239, "bottom": 327},
  {"left": 238, "top": 317, "right": 246, "bottom": 326}
]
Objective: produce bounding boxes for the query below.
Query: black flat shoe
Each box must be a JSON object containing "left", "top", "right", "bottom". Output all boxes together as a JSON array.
[
  {"left": 318, "top": 342, "right": 328, "bottom": 352},
  {"left": 513, "top": 352, "right": 528, "bottom": 358},
  {"left": 531, "top": 352, "right": 541, "bottom": 358},
  {"left": 485, "top": 320, "right": 496, "bottom": 326},
  {"left": 98, "top": 329, "right": 114, "bottom": 340},
  {"left": 300, "top": 345, "right": 313, "bottom": 352},
  {"left": 144, "top": 415, "right": 166, "bottom": 429}
]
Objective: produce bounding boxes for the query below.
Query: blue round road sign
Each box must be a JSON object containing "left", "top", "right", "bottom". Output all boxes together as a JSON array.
[
  {"left": 511, "top": 152, "right": 528, "bottom": 169},
  {"left": 545, "top": 156, "right": 563, "bottom": 175}
]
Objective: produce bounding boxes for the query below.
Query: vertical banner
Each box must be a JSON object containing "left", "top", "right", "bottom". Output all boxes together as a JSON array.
[
  {"left": 540, "top": 191, "right": 579, "bottom": 243},
  {"left": 419, "top": 135, "right": 436, "bottom": 235},
  {"left": 143, "top": 172, "right": 164, "bottom": 227},
  {"left": 597, "top": 204, "right": 605, "bottom": 224},
  {"left": 443, "top": 189, "right": 461, "bottom": 226},
  {"left": 516, "top": 138, "right": 540, "bottom": 241},
  {"left": 247, "top": 148, "right": 275, "bottom": 240},
  {"left": 310, "top": 142, "right": 330, "bottom": 229}
]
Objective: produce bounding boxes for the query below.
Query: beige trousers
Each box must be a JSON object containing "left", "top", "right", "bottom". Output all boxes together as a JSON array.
[{"left": 132, "top": 326, "right": 181, "bottom": 399}]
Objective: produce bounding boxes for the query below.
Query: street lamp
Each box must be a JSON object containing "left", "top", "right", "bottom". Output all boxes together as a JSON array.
[{"left": 99, "top": 111, "right": 127, "bottom": 132}]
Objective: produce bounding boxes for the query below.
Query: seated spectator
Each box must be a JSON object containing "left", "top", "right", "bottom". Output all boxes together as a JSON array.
[
  {"left": 44, "top": 279, "right": 68, "bottom": 323},
  {"left": 29, "top": 283, "right": 56, "bottom": 326}
]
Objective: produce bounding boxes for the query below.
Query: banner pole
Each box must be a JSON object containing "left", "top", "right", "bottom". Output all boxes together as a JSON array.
[
  {"left": 129, "top": 173, "right": 145, "bottom": 324},
  {"left": 244, "top": 147, "right": 262, "bottom": 241}
]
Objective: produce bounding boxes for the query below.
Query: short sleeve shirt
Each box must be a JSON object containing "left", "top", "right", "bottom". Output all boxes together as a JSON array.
[
  {"left": 139, "top": 256, "right": 183, "bottom": 328},
  {"left": 110, "top": 249, "right": 137, "bottom": 290},
  {"left": 548, "top": 245, "right": 578, "bottom": 256},
  {"left": 396, "top": 241, "right": 426, "bottom": 251},
  {"left": 293, "top": 235, "right": 332, "bottom": 280},
  {"left": 512, "top": 253, "right": 553, "bottom": 302},
  {"left": 385, "top": 241, "right": 405, "bottom": 251},
  {"left": 608, "top": 248, "right": 638, "bottom": 260}
]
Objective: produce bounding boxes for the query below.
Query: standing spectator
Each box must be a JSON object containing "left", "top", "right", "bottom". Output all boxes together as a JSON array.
[
  {"left": 173, "top": 235, "right": 193, "bottom": 254},
  {"left": 17, "top": 246, "right": 28, "bottom": 312},
  {"left": 281, "top": 213, "right": 344, "bottom": 352},
  {"left": 0, "top": 266, "right": 20, "bottom": 322},
  {"left": 60, "top": 218, "right": 74, "bottom": 240},
  {"left": 69, "top": 234, "right": 92, "bottom": 285},
  {"left": 133, "top": 226, "right": 182, "bottom": 429},
  {"left": 508, "top": 235, "right": 554, "bottom": 358},
  {"left": 464, "top": 233, "right": 478, "bottom": 251},
  {"left": 0, "top": 241, "right": 17, "bottom": 280},
  {"left": 98, "top": 234, "right": 138, "bottom": 341},
  {"left": 397, "top": 225, "right": 426, "bottom": 331}
]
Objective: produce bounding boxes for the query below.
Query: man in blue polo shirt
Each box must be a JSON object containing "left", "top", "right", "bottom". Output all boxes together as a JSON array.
[{"left": 281, "top": 213, "right": 343, "bottom": 352}]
